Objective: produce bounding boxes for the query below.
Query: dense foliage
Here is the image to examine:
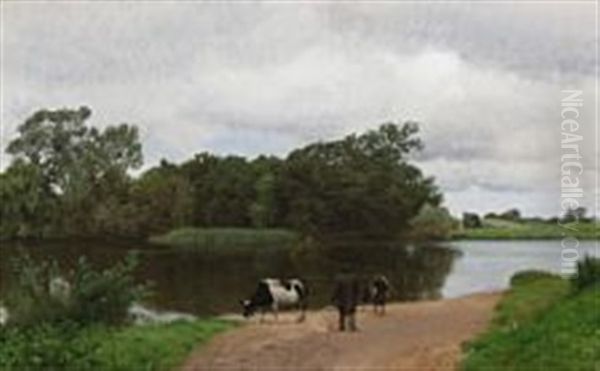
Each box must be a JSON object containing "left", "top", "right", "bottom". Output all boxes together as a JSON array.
[
  {"left": 2, "top": 107, "right": 142, "bottom": 238},
  {"left": 5, "top": 253, "right": 146, "bottom": 327},
  {"left": 280, "top": 123, "right": 440, "bottom": 238},
  {"left": 1, "top": 107, "right": 441, "bottom": 241}
]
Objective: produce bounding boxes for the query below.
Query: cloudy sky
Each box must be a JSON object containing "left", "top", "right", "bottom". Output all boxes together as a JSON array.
[{"left": 1, "top": 1, "right": 597, "bottom": 217}]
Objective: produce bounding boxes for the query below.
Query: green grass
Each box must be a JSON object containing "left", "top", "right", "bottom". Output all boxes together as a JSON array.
[
  {"left": 493, "top": 271, "right": 570, "bottom": 327},
  {"left": 149, "top": 227, "right": 299, "bottom": 250},
  {"left": 0, "top": 319, "right": 234, "bottom": 371},
  {"left": 461, "top": 272, "right": 600, "bottom": 371},
  {"left": 455, "top": 219, "right": 599, "bottom": 240},
  {"left": 88, "top": 319, "right": 234, "bottom": 371}
]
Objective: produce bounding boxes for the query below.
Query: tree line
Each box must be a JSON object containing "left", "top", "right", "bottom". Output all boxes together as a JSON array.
[
  {"left": 1, "top": 107, "right": 445, "bottom": 241},
  {"left": 462, "top": 207, "right": 594, "bottom": 229}
]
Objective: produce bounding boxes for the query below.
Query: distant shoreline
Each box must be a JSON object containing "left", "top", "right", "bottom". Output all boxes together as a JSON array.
[
  {"left": 454, "top": 219, "right": 598, "bottom": 241},
  {"left": 2, "top": 223, "right": 598, "bottom": 246},
  {"left": 453, "top": 235, "right": 599, "bottom": 241}
]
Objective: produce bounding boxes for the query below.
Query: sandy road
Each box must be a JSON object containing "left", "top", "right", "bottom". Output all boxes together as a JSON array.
[{"left": 182, "top": 292, "right": 500, "bottom": 371}]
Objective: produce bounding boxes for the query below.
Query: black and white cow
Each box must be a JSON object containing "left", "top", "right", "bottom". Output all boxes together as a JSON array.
[{"left": 240, "top": 278, "right": 308, "bottom": 322}]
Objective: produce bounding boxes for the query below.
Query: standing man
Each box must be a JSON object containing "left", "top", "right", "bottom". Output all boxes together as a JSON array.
[{"left": 331, "top": 270, "right": 360, "bottom": 332}]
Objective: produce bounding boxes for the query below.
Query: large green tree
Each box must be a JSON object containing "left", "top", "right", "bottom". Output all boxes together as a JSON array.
[
  {"left": 180, "top": 153, "right": 256, "bottom": 227},
  {"left": 5, "top": 107, "right": 142, "bottom": 236},
  {"left": 280, "top": 122, "right": 441, "bottom": 238},
  {"left": 249, "top": 155, "right": 283, "bottom": 228},
  {"left": 0, "top": 160, "right": 56, "bottom": 238},
  {"left": 129, "top": 160, "right": 194, "bottom": 234}
]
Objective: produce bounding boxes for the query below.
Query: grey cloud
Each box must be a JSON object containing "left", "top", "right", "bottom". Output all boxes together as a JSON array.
[
  {"left": 324, "top": 3, "right": 596, "bottom": 80},
  {"left": 4, "top": 2, "right": 594, "bottom": 89},
  {"left": 1, "top": 2, "right": 597, "bottom": 215}
]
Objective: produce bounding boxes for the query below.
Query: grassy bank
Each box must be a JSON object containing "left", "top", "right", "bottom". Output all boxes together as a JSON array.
[
  {"left": 455, "top": 219, "right": 598, "bottom": 240},
  {"left": 149, "top": 227, "right": 299, "bottom": 249},
  {"left": 461, "top": 271, "right": 599, "bottom": 370},
  {"left": 0, "top": 319, "right": 234, "bottom": 371},
  {"left": 0, "top": 253, "right": 236, "bottom": 370}
]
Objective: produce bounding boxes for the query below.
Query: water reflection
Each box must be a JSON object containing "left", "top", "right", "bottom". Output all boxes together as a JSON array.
[{"left": 0, "top": 241, "right": 459, "bottom": 316}]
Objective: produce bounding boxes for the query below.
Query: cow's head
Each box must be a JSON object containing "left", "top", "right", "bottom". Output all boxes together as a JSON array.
[{"left": 239, "top": 299, "right": 255, "bottom": 318}]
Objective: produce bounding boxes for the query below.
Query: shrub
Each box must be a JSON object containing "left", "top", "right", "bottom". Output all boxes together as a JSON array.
[
  {"left": 69, "top": 253, "right": 148, "bottom": 325},
  {"left": 5, "top": 255, "right": 68, "bottom": 326},
  {"left": 497, "top": 208, "right": 521, "bottom": 221},
  {"left": 571, "top": 255, "right": 600, "bottom": 292},
  {"left": 409, "top": 204, "right": 458, "bottom": 240},
  {"left": 5, "top": 252, "right": 147, "bottom": 327},
  {"left": 462, "top": 212, "right": 482, "bottom": 228}
]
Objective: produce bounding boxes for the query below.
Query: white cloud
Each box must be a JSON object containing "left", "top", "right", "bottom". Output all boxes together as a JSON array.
[{"left": 1, "top": 2, "right": 597, "bottom": 216}]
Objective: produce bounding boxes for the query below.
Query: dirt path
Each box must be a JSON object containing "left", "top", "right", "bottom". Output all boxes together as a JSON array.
[{"left": 182, "top": 293, "right": 501, "bottom": 371}]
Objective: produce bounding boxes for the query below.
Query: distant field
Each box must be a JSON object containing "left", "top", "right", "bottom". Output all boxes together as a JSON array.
[
  {"left": 149, "top": 227, "right": 299, "bottom": 249},
  {"left": 455, "top": 219, "right": 599, "bottom": 240}
]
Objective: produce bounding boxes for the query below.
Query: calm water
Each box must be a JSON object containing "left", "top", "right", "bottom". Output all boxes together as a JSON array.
[
  {"left": 443, "top": 240, "right": 599, "bottom": 297},
  {"left": 0, "top": 239, "right": 597, "bottom": 316}
]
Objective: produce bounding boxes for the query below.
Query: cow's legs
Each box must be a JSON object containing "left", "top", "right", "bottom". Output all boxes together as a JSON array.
[
  {"left": 338, "top": 310, "right": 346, "bottom": 331},
  {"left": 348, "top": 312, "right": 357, "bottom": 331},
  {"left": 259, "top": 308, "right": 266, "bottom": 323},
  {"left": 297, "top": 300, "right": 307, "bottom": 323},
  {"left": 272, "top": 303, "right": 279, "bottom": 322}
]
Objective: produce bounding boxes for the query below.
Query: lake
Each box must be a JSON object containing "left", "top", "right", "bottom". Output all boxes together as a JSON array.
[{"left": 0, "top": 239, "right": 597, "bottom": 317}]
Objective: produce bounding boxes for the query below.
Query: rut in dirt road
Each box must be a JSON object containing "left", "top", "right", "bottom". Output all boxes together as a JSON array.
[{"left": 182, "top": 293, "right": 501, "bottom": 371}]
